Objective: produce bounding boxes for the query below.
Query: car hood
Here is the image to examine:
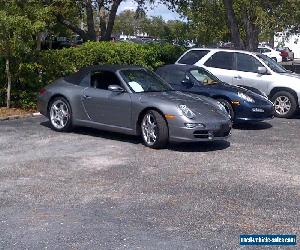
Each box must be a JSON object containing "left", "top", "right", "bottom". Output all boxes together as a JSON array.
[
  {"left": 279, "top": 72, "right": 300, "bottom": 81},
  {"left": 213, "top": 82, "right": 260, "bottom": 95},
  {"left": 273, "top": 72, "right": 300, "bottom": 91},
  {"left": 209, "top": 82, "right": 272, "bottom": 105},
  {"left": 212, "top": 82, "right": 243, "bottom": 93},
  {"left": 136, "top": 91, "right": 230, "bottom": 119}
]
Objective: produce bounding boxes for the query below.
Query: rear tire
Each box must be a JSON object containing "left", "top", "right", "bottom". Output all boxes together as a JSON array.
[
  {"left": 271, "top": 91, "right": 298, "bottom": 118},
  {"left": 141, "top": 110, "right": 169, "bottom": 149},
  {"left": 217, "top": 98, "right": 234, "bottom": 121},
  {"left": 48, "top": 96, "right": 73, "bottom": 132}
]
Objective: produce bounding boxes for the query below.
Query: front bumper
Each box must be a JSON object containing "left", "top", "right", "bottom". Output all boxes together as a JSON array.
[
  {"left": 234, "top": 103, "right": 274, "bottom": 122},
  {"left": 168, "top": 121, "right": 232, "bottom": 142}
]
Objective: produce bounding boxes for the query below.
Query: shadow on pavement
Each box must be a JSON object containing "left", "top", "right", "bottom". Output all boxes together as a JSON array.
[
  {"left": 40, "top": 121, "right": 230, "bottom": 152},
  {"left": 40, "top": 121, "right": 140, "bottom": 144},
  {"left": 168, "top": 140, "right": 230, "bottom": 152},
  {"left": 233, "top": 121, "right": 272, "bottom": 130}
]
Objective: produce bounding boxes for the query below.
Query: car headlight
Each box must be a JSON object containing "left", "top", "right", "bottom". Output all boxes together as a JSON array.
[
  {"left": 238, "top": 92, "right": 255, "bottom": 103},
  {"left": 217, "top": 101, "right": 227, "bottom": 113},
  {"left": 178, "top": 104, "right": 196, "bottom": 119}
]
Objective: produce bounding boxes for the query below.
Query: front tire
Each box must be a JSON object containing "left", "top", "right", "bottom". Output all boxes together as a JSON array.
[
  {"left": 271, "top": 91, "right": 298, "bottom": 118},
  {"left": 217, "top": 98, "right": 234, "bottom": 120},
  {"left": 48, "top": 97, "right": 73, "bottom": 131},
  {"left": 141, "top": 110, "right": 169, "bottom": 149}
]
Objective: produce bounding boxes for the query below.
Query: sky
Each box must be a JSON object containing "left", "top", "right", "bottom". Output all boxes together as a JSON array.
[{"left": 117, "top": 0, "right": 182, "bottom": 21}]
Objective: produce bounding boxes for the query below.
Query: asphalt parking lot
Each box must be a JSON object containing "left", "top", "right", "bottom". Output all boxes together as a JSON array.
[{"left": 0, "top": 116, "right": 299, "bottom": 249}]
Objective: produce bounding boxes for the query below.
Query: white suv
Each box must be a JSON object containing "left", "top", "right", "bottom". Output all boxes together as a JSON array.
[{"left": 176, "top": 48, "right": 300, "bottom": 118}]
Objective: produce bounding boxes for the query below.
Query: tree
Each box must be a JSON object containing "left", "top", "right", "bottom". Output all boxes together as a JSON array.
[
  {"left": 0, "top": 0, "right": 50, "bottom": 108},
  {"left": 114, "top": 10, "right": 139, "bottom": 36},
  {"left": 223, "top": 0, "right": 244, "bottom": 49},
  {"left": 166, "top": 0, "right": 300, "bottom": 50},
  {"left": 113, "top": 10, "right": 189, "bottom": 43},
  {"left": 45, "top": 0, "right": 154, "bottom": 41}
]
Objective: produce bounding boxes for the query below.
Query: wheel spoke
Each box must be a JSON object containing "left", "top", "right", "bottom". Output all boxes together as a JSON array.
[{"left": 147, "top": 114, "right": 152, "bottom": 124}]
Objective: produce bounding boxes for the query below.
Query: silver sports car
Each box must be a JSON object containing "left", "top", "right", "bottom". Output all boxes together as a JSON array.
[{"left": 38, "top": 65, "right": 232, "bottom": 148}]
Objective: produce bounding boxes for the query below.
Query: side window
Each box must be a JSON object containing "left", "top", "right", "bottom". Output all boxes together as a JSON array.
[
  {"left": 265, "top": 49, "right": 271, "bottom": 53},
  {"left": 204, "top": 51, "right": 234, "bottom": 70},
  {"left": 169, "top": 70, "right": 186, "bottom": 84},
  {"left": 178, "top": 50, "right": 210, "bottom": 65},
  {"left": 236, "top": 53, "right": 263, "bottom": 73},
  {"left": 90, "top": 71, "right": 121, "bottom": 90}
]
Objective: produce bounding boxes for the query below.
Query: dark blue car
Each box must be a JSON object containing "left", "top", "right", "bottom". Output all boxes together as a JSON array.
[{"left": 156, "top": 64, "right": 274, "bottom": 123}]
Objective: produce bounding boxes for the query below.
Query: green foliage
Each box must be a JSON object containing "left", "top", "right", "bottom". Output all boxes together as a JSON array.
[
  {"left": 0, "top": 0, "right": 55, "bottom": 107},
  {"left": 169, "top": 0, "right": 300, "bottom": 46},
  {"left": 0, "top": 42, "right": 185, "bottom": 108}
]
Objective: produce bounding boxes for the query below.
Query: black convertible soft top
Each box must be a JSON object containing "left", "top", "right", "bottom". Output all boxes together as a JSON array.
[{"left": 64, "top": 64, "right": 144, "bottom": 85}]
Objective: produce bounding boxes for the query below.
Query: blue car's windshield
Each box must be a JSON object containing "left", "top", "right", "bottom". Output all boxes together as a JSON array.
[
  {"left": 189, "top": 68, "right": 220, "bottom": 85},
  {"left": 120, "top": 69, "right": 173, "bottom": 93},
  {"left": 257, "top": 54, "right": 287, "bottom": 73}
]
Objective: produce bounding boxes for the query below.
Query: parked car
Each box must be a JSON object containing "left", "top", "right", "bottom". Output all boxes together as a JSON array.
[
  {"left": 156, "top": 64, "right": 274, "bottom": 123},
  {"left": 176, "top": 48, "right": 300, "bottom": 118},
  {"left": 257, "top": 46, "right": 282, "bottom": 63},
  {"left": 38, "top": 65, "right": 232, "bottom": 149},
  {"left": 276, "top": 47, "right": 294, "bottom": 61}
]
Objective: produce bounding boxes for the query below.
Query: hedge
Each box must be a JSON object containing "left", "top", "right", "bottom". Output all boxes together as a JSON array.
[{"left": 0, "top": 41, "right": 186, "bottom": 109}]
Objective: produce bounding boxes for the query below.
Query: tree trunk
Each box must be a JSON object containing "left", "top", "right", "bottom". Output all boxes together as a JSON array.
[
  {"left": 223, "top": 0, "right": 244, "bottom": 49},
  {"left": 36, "top": 32, "right": 43, "bottom": 51},
  {"left": 99, "top": 7, "right": 108, "bottom": 38},
  {"left": 242, "top": 8, "right": 259, "bottom": 51},
  {"left": 102, "top": 0, "right": 121, "bottom": 41},
  {"left": 85, "top": 0, "right": 97, "bottom": 40},
  {"left": 5, "top": 58, "right": 11, "bottom": 109},
  {"left": 55, "top": 13, "right": 90, "bottom": 41},
  {"left": 96, "top": 0, "right": 108, "bottom": 39}
]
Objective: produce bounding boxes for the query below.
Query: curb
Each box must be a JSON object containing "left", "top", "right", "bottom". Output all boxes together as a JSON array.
[{"left": 0, "top": 112, "right": 41, "bottom": 121}]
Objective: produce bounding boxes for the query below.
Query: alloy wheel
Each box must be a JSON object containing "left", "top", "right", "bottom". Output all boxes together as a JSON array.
[
  {"left": 274, "top": 96, "right": 291, "bottom": 115},
  {"left": 141, "top": 113, "right": 158, "bottom": 146},
  {"left": 50, "top": 100, "right": 70, "bottom": 129}
]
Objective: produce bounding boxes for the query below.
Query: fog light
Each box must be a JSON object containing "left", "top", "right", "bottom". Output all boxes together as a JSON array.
[
  {"left": 185, "top": 123, "right": 205, "bottom": 129},
  {"left": 252, "top": 108, "right": 264, "bottom": 113}
]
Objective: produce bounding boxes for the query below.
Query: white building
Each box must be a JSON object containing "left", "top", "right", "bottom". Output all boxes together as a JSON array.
[{"left": 274, "top": 32, "right": 300, "bottom": 58}]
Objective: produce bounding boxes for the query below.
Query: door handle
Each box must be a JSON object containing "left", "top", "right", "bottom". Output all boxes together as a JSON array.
[
  {"left": 234, "top": 75, "right": 242, "bottom": 79},
  {"left": 83, "top": 95, "right": 91, "bottom": 99}
]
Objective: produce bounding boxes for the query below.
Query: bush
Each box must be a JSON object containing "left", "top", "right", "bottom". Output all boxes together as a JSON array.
[{"left": 0, "top": 41, "right": 186, "bottom": 109}]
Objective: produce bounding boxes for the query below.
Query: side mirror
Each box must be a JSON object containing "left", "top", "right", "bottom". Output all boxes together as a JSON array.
[
  {"left": 181, "top": 78, "right": 193, "bottom": 86},
  {"left": 257, "top": 67, "right": 267, "bottom": 75},
  {"left": 108, "top": 85, "right": 125, "bottom": 92}
]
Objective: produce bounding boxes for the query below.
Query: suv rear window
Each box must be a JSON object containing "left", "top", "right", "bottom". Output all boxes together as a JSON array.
[
  {"left": 178, "top": 50, "right": 209, "bottom": 65},
  {"left": 204, "top": 51, "right": 234, "bottom": 70}
]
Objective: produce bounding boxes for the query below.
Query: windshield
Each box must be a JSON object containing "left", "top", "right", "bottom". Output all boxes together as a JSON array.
[
  {"left": 120, "top": 69, "right": 173, "bottom": 93},
  {"left": 189, "top": 68, "right": 220, "bottom": 85},
  {"left": 257, "top": 54, "right": 287, "bottom": 73}
]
